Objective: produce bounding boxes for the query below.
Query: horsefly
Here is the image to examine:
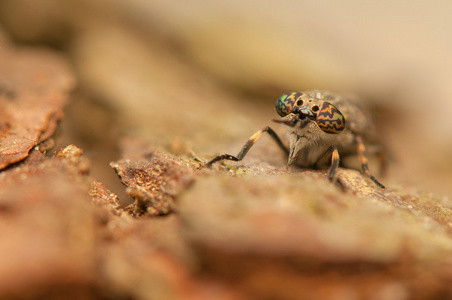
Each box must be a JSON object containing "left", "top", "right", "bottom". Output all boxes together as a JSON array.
[{"left": 205, "top": 91, "right": 385, "bottom": 189}]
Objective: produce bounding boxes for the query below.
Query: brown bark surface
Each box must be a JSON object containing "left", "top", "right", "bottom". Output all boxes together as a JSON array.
[
  {"left": 1, "top": 8, "right": 452, "bottom": 299},
  {"left": 0, "top": 40, "right": 74, "bottom": 169}
]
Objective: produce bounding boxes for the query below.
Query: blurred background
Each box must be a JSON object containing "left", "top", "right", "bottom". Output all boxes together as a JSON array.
[{"left": 1, "top": 0, "right": 451, "bottom": 198}]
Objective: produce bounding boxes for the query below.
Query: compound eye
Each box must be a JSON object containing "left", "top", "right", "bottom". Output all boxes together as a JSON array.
[
  {"left": 275, "top": 92, "right": 303, "bottom": 117},
  {"left": 316, "top": 102, "right": 346, "bottom": 134}
]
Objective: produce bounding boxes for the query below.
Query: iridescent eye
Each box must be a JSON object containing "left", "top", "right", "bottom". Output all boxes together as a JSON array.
[
  {"left": 275, "top": 92, "right": 303, "bottom": 117},
  {"left": 316, "top": 102, "right": 345, "bottom": 134}
]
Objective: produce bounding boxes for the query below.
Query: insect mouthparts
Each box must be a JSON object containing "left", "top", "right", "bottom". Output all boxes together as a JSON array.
[{"left": 293, "top": 106, "right": 316, "bottom": 120}]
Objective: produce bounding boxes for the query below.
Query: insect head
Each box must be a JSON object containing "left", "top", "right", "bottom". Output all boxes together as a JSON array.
[{"left": 275, "top": 92, "right": 345, "bottom": 134}]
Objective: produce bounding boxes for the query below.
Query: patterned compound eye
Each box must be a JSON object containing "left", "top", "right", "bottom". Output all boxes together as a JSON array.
[
  {"left": 275, "top": 92, "right": 303, "bottom": 117},
  {"left": 316, "top": 102, "right": 346, "bottom": 134}
]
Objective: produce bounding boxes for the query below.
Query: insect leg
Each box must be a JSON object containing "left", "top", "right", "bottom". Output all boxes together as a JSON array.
[
  {"left": 376, "top": 149, "right": 388, "bottom": 177},
  {"left": 355, "top": 136, "right": 386, "bottom": 189},
  {"left": 315, "top": 145, "right": 340, "bottom": 181},
  {"left": 205, "top": 126, "right": 288, "bottom": 167}
]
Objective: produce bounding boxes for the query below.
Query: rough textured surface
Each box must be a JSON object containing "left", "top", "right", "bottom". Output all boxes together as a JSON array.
[
  {"left": 90, "top": 180, "right": 121, "bottom": 211},
  {"left": 0, "top": 147, "right": 97, "bottom": 299},
  {"left": 111, "top": 139, "right": 195, "bottom": 216},
  {"left": 5, "top": 141, "right": 452, "bottom": 299},
  {"left": 178, "top": 170, "right": 452, "bottom": 300},
  {"left": 0, "top": 37, "right": 74, "bottom": 170},
  {"left": 0, "top": 144, "right": 241, "bottom": 300}
]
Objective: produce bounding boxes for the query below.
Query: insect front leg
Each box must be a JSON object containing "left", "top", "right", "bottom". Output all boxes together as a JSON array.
[
  {"left": 205, "top": 126, "right": 289, "bottom": 167},
  {"left": 315, "top": 145, "right": 340, "bottom": 182},
  {"left": 355, "top": 135, "right": 386, "bottom": 189}
]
